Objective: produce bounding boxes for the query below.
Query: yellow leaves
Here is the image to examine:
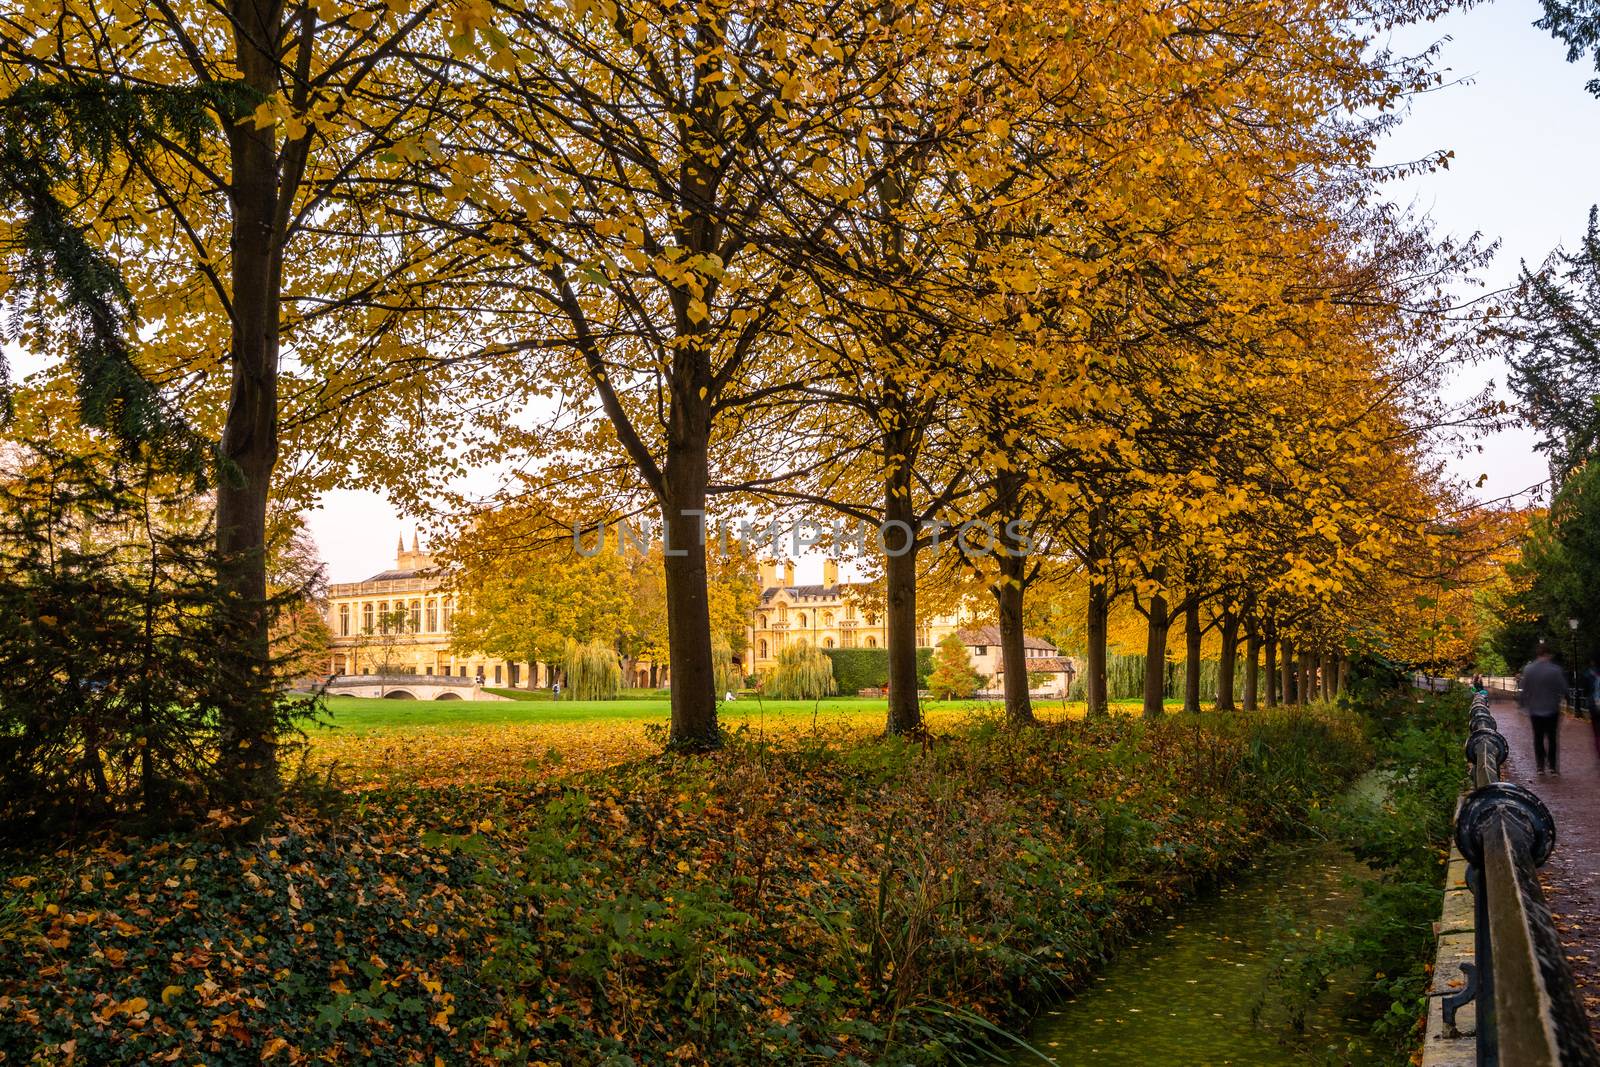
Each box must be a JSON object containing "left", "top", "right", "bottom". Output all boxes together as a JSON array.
[
  {"left": 261, "top": 1036, "right": 291, "bottom": 1059},
  {"left": 685, "top": 298, "right": 709, "bottom": 325},
  {"left": 161, "top": 984, "right": 184, "bottom": 1006}
]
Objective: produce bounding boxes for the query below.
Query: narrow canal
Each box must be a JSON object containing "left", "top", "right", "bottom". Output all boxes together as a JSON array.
[{"left": 1012, "top": 840, "right": 1382, "bottom": 1066}]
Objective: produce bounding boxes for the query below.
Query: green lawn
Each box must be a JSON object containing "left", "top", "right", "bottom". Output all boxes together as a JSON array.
[{"left": 317, "top": 693, "right": 901, "bottom": 734}]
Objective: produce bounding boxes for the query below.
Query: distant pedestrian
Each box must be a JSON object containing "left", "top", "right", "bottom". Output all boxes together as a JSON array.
[
  {"left": 1521, "top": 642, "right": 1568, "bottom": 775},
  {"left": 1471, "top": 673, "right": 1484, "bottom": 692},
  {"left": 552, "top": 681, "right": 561, "bottom": 700},
  {"left": 1587, "top": 659, "right": 1600, "bottom": 761}
]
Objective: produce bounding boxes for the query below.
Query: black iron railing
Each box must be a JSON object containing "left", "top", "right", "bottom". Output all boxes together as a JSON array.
[{"left": 1447, "top": 690, "right": 1600, "bottom": 1065}]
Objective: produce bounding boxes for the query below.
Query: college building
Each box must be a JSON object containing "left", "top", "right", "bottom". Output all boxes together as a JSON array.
[
  {"left": 324, "top": 536, "right": 542, "bottom": 688},
  {"left": 745, "top": 560, "right": 1076, "bottom": 695},
  {"left": 325, "top": 541, "right": 1073, "bottom": 697}
]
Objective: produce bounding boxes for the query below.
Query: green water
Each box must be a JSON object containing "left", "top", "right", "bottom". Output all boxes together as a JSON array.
[{"left": 1013, "top": 841, "right": 1382, "bottom": 1067}]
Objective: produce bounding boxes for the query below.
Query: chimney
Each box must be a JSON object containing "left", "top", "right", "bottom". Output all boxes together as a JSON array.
[
  {"left": 758, "top": 560, "right": 779, "bottom": 590},
  {"left": 783, "top": 561, "right": 795, "bottom": 587},
  {"left": 822, "top": 559, "right": 838, "bottom": 590}
]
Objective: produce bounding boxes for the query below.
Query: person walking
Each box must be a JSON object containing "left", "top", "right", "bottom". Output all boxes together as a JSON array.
[
  {"left": 1521, "top": 642, "right": 1568, "bottom": 775},
  {"left": 1586, "top": 658, "right": 1600, "bottom": 761}
]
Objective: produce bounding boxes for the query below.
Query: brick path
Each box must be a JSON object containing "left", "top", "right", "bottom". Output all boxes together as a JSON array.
[{"left": 1491, "top": 693, "right": 1600, "bottom": 1041}]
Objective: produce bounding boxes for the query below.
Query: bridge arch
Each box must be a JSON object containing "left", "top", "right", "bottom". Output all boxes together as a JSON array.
[
  {"left": 383, "top": 690, "right": 416, "bottom": 700},
  {"left": 434, "top": 692, "right": 462, "bottom": 700}
]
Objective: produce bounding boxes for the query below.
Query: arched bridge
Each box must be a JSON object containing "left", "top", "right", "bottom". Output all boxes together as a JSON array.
[{"left": 321, "top": 674, "right": 510, "bottom": 701}]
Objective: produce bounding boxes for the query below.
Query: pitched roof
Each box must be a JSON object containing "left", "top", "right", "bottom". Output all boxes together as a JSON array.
[
  {"left": 957, "top": 626, "right": 1057, "bottom": 651},
  {"left": 360, "top": 568, "right": 432, "bottom": 583},
  {"left": 758, "top": 582, "right": 863, "bottom": 603}
]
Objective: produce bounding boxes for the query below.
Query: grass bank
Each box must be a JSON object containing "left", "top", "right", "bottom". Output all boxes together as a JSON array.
[{"left": 1, "top": 706, "right": 1366, "bottom": 1064}]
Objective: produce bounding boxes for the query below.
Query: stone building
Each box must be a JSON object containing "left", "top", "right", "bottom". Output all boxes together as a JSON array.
[
  {"left": 955, "top": 626, "right": 1076, "bottom": 697},
  {"left": 324, "top": 536, "right": 535, "bottom": 687},
  {"left": 744, "top": 559, "right": 967, "bottom": 670},
  {"left": 745, "top": 561, "right": 1071, "bottom": 693}
]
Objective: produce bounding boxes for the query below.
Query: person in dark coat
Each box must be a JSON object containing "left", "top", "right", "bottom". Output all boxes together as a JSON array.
[{"left": 1521, "top": 643, "right": 1568, "bottom": 775}]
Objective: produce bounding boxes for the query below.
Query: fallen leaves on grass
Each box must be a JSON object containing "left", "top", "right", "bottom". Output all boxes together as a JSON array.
[{"left": 0, "top": 708, "right": 1366, "bottom": 1064}]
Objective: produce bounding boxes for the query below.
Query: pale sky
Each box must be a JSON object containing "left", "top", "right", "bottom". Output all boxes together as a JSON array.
[{"left": 305, "top": 0, "right": 1600, "bottom": 583}]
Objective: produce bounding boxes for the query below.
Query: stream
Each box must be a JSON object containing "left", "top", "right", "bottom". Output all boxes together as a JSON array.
[{"left": 1010, "top": 839, "right": 1383, "bottom": 1066}]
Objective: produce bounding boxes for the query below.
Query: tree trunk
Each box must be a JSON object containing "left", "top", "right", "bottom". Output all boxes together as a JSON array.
[
  {"left": 1084, "top": 528, "right": 1111, "bottom": 718},
  {"left": 1182, "top": 598, "right": 1203, "bottom": 714},
  {"left": 884, "top": 450, "right": 922, "bottom": 735},
  {"left": 213, "top": 0, "right": 287, "bottom": 816},
  {"left": 994, "top": 554, "right": 1035, "bottom": 727},
  {"left": 1217, "top": 611, "right": 1239, "bottom": 712},
  {"left": 1242, "top": 626, "right": 1260, "bottom": 711},
  {"left": 1141, "top": 583, "right": 1169, "bottom": 719},
  {"left": 1280, "top": 638, "right": 1297, "bottom": 706},
  {"left": 1337, "top": 657, "right": 1349, "bottom": 697},
  {"left": 661, "top": 444, "right": 719, "bottom": 749},
  {"left": 1265, "top": 632, "right": 1279, "bottom": 707}
]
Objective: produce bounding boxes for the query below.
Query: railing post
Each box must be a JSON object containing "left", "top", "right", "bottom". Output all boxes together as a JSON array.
[{"left": 1447, "top": 688, "right": 1600, "bottom": 1065}]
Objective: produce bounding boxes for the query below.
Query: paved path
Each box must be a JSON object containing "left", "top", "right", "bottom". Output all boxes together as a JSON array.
[{"left": 1490, "top": 693, "right": 1600, "bottom": 1040}]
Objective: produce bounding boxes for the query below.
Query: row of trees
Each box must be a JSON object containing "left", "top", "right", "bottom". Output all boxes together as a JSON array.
[{"left": 0, "top": 0, "right": 1500, "bottom": 802}]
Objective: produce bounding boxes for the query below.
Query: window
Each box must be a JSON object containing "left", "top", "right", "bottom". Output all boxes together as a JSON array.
[
  {"left": 442, "top": 598, "right": 454, "bottom": 632},
  {"left": 797, "top": 612, "right": 807, "bottom": 627},
  {"left": 758, "top": 640, "right": 768, "bottom": 659},
  {"left": 377, "top": 601, "right": 389, "bottom": 633},
  {"left": 426, "top": 599, "right": 438, "bottom": 633},
  {"left": 362, "top": 602, "right": 374, "bottom": 632},
  {"left": 824, "top": 637, "right": 835, "bottom": 649},
  {"left": 823, "top": 612, "right": 833, "bottom": 626},
  {"left": 339, "top": 604, "right": 350, "bottom": 636},
  {"left": 494, "top": 665, "right": 502, "bottom": 684},
  {"left": 758, "top": 614, "right": 768, "bottom": 629},
  {"left": 410, "top": 599, "right": 422, "bottom": 631},
  {"left": 866, "top": 636, "right": 877, "bottom": 648},
  {"left": 974, "top": 645, "right": 987, "bottom": 656}
]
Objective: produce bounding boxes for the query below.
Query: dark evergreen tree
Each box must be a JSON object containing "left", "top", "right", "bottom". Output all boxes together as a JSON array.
[
  {"left": 1538, "top": 0, "right": 1600, "bottom": 97},
  {"left": 0, "top": 440, "right": 317, "bottom": 838},
  {"left": 0, "top": 80, "right": 221, "bottom": 472},
  {"left": 1505, "top": 208, "right": 1600, "bottom": 488}
]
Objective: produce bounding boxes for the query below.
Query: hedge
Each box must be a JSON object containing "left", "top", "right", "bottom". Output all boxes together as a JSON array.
[{"left": 822, "top": 647, "right": 934, "bottom": 693}]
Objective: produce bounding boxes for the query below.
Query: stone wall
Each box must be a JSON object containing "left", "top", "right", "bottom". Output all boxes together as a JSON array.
[{"left": 1422, "top": 800, "right": 1476, "bottom": 1066}]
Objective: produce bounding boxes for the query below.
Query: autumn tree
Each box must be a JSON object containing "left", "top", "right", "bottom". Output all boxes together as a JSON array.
[
  {"left": 0, "top": 0, "right": 460, "bottom": 815},
  {"left": 926, "top": 633, "right": 982, "bottom": 700}
]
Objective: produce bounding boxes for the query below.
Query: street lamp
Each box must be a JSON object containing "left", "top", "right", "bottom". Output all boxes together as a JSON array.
[{"left": 1568, "top": 618, "right": 1582, "bottom": 713}]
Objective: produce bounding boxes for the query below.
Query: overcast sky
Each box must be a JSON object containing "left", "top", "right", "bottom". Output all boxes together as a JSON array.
[{"left": 304, "top": 0, "right": 1600, "bottom": 583}]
